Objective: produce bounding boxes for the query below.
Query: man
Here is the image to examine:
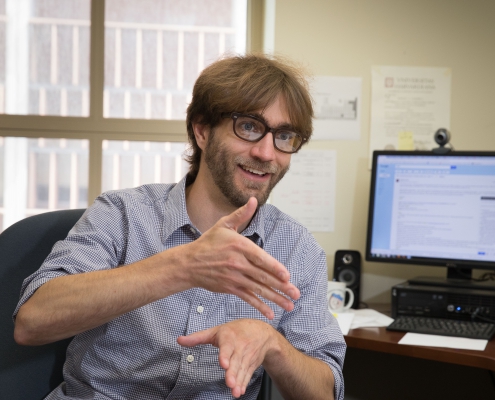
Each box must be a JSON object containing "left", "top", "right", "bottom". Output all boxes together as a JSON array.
[{"left": 14, "top": 54, "right": 346, "bottom": 400}]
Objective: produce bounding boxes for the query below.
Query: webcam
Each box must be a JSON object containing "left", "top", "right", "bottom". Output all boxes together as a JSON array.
[
  {"left": 432, "top": 128, "right": 453, "bottom": 154},
  {"left": 434, "top": 128, "right": 451, "bottom": 146}
]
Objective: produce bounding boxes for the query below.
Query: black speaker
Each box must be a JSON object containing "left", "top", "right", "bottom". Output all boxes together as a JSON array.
[{"left": 333, "top": 250, "right": 361, "bottom": 309}]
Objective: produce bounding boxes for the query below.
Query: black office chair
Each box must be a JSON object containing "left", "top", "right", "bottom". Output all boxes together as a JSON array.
[
  {"left": 0, "top": 208, "right": 272, "bottom": 400},
  {"left": 258, "top": 373, "right": 272, "bottom": 399},
  {"left": 0, "top": 209, "right": 85, "bottom": 400}
]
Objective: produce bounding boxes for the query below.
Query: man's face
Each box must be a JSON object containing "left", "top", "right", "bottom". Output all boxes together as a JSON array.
[{"left": 203, "top": 96, "right": 292, "bottom": 208}]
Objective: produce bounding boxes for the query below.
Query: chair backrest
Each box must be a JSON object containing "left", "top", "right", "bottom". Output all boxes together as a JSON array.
[
  {"left": 0, "top": 208, "right": 273, "bottom": 400},
  {"left": 0, "top": 209, "right": 85, "bottom": 400},
  {"left": 257, "top": 372, "right": 272, "bottom": 400}
]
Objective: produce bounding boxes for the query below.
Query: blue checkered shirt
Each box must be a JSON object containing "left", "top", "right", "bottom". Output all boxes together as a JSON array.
[{"left": 15, "top": 175, "right": 346, "bottom": 400}]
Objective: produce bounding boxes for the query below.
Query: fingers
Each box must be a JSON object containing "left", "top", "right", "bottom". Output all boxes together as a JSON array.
[
  {"left": 220, "top": 198, "right": 294, "bottom": 287},
  {"left": 178, "top": 320, "right": 272, "bottom": 398},
  {"left": 241, "top": 241, "right": 292, "bottom": 286},
  {"left": 215, "top": 327, "right": 258, "bottom": 397},
  {"left": 177, "top": 328, "right": 245, "bottom": 397},
  {"left": 232, "top": 285, "right": 293, "bottom": 320},
  {"left": 221, "top": 217, "right": 301, "bottom": 307},
  {"left": 177, "top": 330, "right": 241, "bottom": 397},
  {"left": 227, "top": 246, "right": 300, "bottom": 317},
  {"left": 190, "top": 196, "right": 301, "bottom": 318},
  {"left": 225, "top": 352, "right": 259, "bottom": 398},
  {"left": 218, "top": 321, "right": 267, "bottom": 398},
  {"left": 238, "top": 250, "right": 301, "bottom": 299},
  {"left": 240, "top": 363, "right": 259, "bottom": 396}
]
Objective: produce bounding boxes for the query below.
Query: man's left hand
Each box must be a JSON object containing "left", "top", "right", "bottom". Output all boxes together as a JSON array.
[{"left": 177, "top": 319, "right": 277, "bottom": 398}]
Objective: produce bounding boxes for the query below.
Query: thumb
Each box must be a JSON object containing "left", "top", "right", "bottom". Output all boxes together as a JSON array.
[
  {"left": 177, "top": 327, "right": 218, "bottom": 348},
  {"left": 221, "top": 197, "right": 258, "bottom": 232}
]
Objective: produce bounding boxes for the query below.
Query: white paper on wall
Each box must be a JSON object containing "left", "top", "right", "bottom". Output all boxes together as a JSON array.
[
  {"left": 311, "top": 76, "right": 362, "bottom": 141},
  {"left": 271, "top": 149, "right": 336, "bottom": 232}
]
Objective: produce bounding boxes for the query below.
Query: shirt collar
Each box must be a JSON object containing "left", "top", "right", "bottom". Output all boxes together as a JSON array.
[
  {"left": 162, "top": 175, "right": 193, "bottom": 240},
  {"left": 162, "top": 174, "right": 266, "bottom": 247},
  {"left": 241, "top": 203, "right": 265, "bottom": 247}
]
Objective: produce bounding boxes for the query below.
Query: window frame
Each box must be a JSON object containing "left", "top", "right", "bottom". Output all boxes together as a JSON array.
[{"left": 0, "top": 0, "right": 263, "bottom": 203}]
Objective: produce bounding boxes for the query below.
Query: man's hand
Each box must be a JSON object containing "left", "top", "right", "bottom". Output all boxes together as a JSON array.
[
  {"left": 183, "top": 197, "right": 300, "bottom": 319},
  {"left": 178, "top": 319, "right": 276, "bottom": 398}
]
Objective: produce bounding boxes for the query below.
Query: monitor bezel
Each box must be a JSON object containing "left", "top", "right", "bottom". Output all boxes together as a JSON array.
[{"left": 365, "top": 150, "right": 495, "bottom": 272}]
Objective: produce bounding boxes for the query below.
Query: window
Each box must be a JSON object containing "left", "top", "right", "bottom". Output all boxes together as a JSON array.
[
  {"left": 104, "top": 0, "right": 247, "bottom": 120},
  {"left": 0, "top": 0, "right": 258, "bottom": 233},
  {"left": 101, "top": 140, "right": 188, "bottom": 192},
  {"left": 0, "top": 136, "right": 89, "bottom": 230},
  {"left": 1, "top": 0, "right": 91, "bottom": 116}
]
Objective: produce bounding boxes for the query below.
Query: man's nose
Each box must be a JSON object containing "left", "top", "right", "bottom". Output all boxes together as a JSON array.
[{"left": 250, "top": 132, "right": 276, "bottom": 161}]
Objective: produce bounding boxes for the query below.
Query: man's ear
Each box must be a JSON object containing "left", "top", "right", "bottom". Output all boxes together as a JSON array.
[{"left": 192, "top": 122, "right": 210, "bottom": 151}]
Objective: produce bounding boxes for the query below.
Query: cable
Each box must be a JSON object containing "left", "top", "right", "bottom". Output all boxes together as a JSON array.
[
  {"left": 358, "top": 301, "right": 369, "bottom": 309},
  {"left": 470, "top": 310, "right": 495, "bottom": 324},
  {"left": 479, "top": 272, "right": 495, "bottom": 281},
  {"left": 454, "top": 267, "right": 495, "bottom": 282}
]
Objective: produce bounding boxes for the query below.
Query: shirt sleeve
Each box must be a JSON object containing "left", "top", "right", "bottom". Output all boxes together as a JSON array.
[
  {"left": 277, "top": 238, "right": 346, "bottom": 400},
  {"left": 13, "top": 192, "right": 128, "bottom": 319}
]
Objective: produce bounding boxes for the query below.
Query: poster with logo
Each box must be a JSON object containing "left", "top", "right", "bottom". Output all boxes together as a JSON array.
[{"left": 369, "top": 66, "right": 452, "bottom": 158}]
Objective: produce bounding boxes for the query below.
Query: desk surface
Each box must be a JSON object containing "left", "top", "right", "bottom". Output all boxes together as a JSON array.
[{"left": 345, "top": 304, "right": 495, "bottom": 372}]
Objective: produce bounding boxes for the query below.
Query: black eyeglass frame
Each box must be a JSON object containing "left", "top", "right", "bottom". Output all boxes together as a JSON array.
[{"left": 221, "top": 112, "right": 307, "bottom": 154}]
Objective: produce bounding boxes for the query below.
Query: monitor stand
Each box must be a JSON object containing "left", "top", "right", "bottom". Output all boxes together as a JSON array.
[{"left": 408, "top": 267, "right": 495, "bottom": 291}]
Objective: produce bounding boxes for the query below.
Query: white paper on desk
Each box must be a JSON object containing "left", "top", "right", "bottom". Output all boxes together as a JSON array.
[
  {"left": 348, "top": 308, "right": 394, "bottom": 329},
  {"left": 399, "top": 333, "right": 488, "bottom": 351},
  {"left": 332, "top": 312, "right": 355, "bottom": 335}
]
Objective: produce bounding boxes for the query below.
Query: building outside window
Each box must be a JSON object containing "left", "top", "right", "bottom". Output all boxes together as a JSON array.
[{"left": 0, "top": 0, "right": 251, "bottom": 233}]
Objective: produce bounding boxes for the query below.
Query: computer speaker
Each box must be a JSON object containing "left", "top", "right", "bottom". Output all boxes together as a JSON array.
[{"left": 333, "top": 250, "right": 361, "bottom": 309}]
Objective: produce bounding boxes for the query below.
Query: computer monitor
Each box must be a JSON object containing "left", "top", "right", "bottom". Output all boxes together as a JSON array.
[{"left": 366, "top": 150, "right": 495, "bottom": 290}]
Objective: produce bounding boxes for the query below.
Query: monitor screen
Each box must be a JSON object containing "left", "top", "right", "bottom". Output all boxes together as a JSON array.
[{"left": 366, "top": 151, "right": 495, "bottom": 285}]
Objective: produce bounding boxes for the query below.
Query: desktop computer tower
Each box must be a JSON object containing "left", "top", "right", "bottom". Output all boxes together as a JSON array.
[{"left": 391, "top": 282, "right": 495, "bottom": 321}]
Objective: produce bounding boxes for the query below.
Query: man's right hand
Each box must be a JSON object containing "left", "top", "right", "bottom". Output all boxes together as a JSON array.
[
  {"left": 15, "top": 197, "right": 299, "bottom": 346},
  {"left": 182, "top": 197, "right": 300, "bottom": 320}
]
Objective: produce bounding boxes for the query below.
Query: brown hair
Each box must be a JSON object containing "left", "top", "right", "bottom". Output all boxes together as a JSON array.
[{"left": 185, "top": 53, "right": 314, "bottom": 179}]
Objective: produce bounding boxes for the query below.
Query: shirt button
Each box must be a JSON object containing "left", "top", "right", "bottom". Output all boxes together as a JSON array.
[
  {"left": 187, "top": 354, "right": 195, "bottom": 363},
  {"left": 189, "top": 227, "right": 196, "bottom": 235},
  {"left": 197, "top": 305, "right": 204, "bottom": 314}
]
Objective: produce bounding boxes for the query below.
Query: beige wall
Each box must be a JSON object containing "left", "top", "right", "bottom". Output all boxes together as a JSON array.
[{"left": 271, "top": 0, "right": 495, "bottom": 303}]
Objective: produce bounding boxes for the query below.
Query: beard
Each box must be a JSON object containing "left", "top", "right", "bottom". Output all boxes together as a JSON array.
[{"left": 204, "top": 131, "right": 289, "bottom": 208}]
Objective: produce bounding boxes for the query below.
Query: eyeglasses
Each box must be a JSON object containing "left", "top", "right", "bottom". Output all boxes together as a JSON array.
[{"left": 222, "top": 112, "right": 307, "bottom": 154}]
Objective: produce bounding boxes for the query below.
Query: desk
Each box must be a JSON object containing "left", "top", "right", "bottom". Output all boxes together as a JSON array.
[{"left": 343, "top": 305, "right": 495, "bottom": 400}]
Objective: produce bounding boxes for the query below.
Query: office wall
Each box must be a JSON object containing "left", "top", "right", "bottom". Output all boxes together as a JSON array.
[{"left": 271, "top": 0, "right": 495, "bottom": 303}]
